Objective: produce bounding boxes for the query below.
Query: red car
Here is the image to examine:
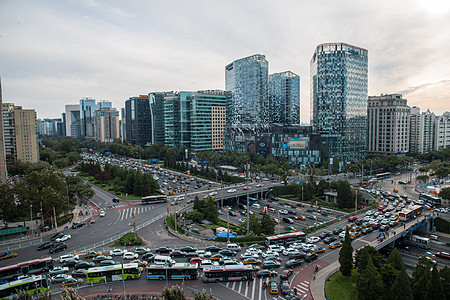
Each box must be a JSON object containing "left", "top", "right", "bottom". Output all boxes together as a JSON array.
[
  {"left": 190, "top": 257, "right": 203, "bottom": 264},
  {"left": 348, "top": 216, "right": 358, "bottom": 222},
  {"left": 296, "top": 203, "right": 305, "bottom": 207},
  {"left": 435, "top": 252, "right": 450, "bottom": 260}
]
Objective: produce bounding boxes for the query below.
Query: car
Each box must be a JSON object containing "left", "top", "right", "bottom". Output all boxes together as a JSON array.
[
  {"left": 282, "top": 248, "right": 299, "bottom": 256},
  {"left": 279, "top": 209, "right": 288, "bottom": 215},
  {"left": 304, "top": 253, "right": 318, "bottom": 262},
  {"left": 142, "top": 252, "right": 155, "bottom": 261},
  {"left": 361, "top": 227, "right": 373, "bottom": 235},
  {"left": 435, "top": 252, "right": 450, "bottom": 259},
  {"left": 351, "top": 226, "right": 361, "bottom": 232},
  {"left": 288, "top": 210, "right": 297, "bottom": 215},
  {"left": 297, "top": 215, "right": 306, "bottom": 220},
  {"left": 89, "top": 217, "right": 95, "bottom": 224},
  {"left": 219, "top": 249, "right": 236, "bottom": 257},
  {"left": 99, "top": 260, "right": 117, "bottom": 266},
  {"left": 265, "top": 255, "right": 283, "bottom": 262},
  {"left": 49, "top": 266, "right": 69, "bottom": 275},
  {"left": 50, "top": 232, "right": 65, "bottom": 241},
  {"left": 71, "top": 222, "right": 85, "bottom": 229},
  {"left": 280, "top": 281, "right": 291, "bottom": 296},
  {"left": 55, "top": 234, "right": 71, "bottom": 243},
  {"left": 0, "top": 251, "right": 18, "bottom": 260},
  {"left": 181, "top": 246, "right": 198, "bottom": 253},
  {"left": 262, "top": 260, "right": 281, "bottom": 269},
  {"left": 227, "top": 189, "right": 236, "bottom": 193},
  {"left": 323, "top": 236, "right": 336, "bottom": 244},
  {"left": 93, "top": 255, "right": 113, "bottom": 263},
  {"left": 310, "top": 246, "right": 326, "bottom": 254},
  {"left": 285, "top": 258, "right": 304, "bottom": 268},
  {"left": 63, "top": 259, "right": 78, "bottom": 268},
  {"left": 307, "top": 236, "right": 320, "bottom": 244},
  {"left": 190, "top": 257, "right": 203, "bottom": 264},
  {"left": 243, "top": 258, "right": 262, "bottom": 265},
  {"left": 425, "top": 251, "right": 435, "bottom": 259},
  {"left": 49, "top": 244, "right": 67, "bottom": 254},
  {"left": 425, "top": 256, "right": 437, "bottom": 266},
  {"left": 210, "top": 254, "right": 225, "bottom": 261},
  {"left": 348, "top": 216, "right": 358, "bottom": 222},
  {"left": 296, "top": 203, "right": 305, "bottom": 207},
  {"left": 61, "top": 277, "right": 83, "bottom": 287},
  {"left": 328, "top": 241, "right": 343, "bottom": 249},
  {"left": 83, "top": 250, "right": 101, "bottom": 258},
  {"left": 205, "top": 245, "right": 222, "bottom": 253},
  {"left": 51, "top": 274, "right": 71, "bottom": 283},
  {"left": 349, "top": 231, "right": 361, "bottom": 239},
  {"left": 229, "top": 210, "right": 237, "bottom": 216},
  {"left": 109, "top": 249, "right": 125, "bottom": 256},
  {"left": 339, "top": 231, "right": 346, "bottom": 239},
  {"left": 99, "top": 211, "right": 106, "bottom": 217},
  {"left": 319, "top": 232, "right": 331, "bottom": 239},
  {"left": 241, "top": 253, "right": 258, "bottom": 260},
  {"left": 268, "top": 245, "right": 285, "bottom": 253},
  {"left": 280, "top": 269, "right": 293, "bottom": 280},
  {"left": 112, "top": 198, "right": 120, "bottom": 203},
  {"left": 248, "top": 243, "right": 265, "bottom": 250},
  {"left": 75, "top": 261, "right": 95, "bottom": 269},
  {"left": 209, "top": 192, "right": 218, "bottom": 196},
  {"left": 123, "top": 252, "right": 139, "bottom": 260},
  {"left": 252, "top": 203, "right": 261, "bottom": 208},
  {"left": 156, "top": 247, "right": 173, "bottom": 254},
  {"left": 71, "top": 269, "right": 87, "bottom": 278},
  {"left": 38, "top": 242, "right": 55, "bottom": 251},
  {"left": 289, "top": 251, "right": 306, "bottom": 260},
  {"left": 131, "top": 259, "right": 148, "bottom": 267},
  {"left": 269, "top": 281, "right": 279, "bottom": 294},
  {"left": 170, "top": 251, "right": 187, "bottom": 258},
  {"left": 243, "top": 186, "right": 249, "bottom": 190}
]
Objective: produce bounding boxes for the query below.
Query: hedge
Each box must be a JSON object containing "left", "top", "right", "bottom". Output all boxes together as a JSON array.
[{"left": 435, "top": 217, "right": 450, "bottom": 234}]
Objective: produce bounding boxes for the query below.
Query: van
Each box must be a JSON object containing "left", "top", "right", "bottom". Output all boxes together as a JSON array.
[
  {"left": 153, "top": 255, "right": 175, "bottom": 266},
  {"left": 227, "top": 243, "right": 241, "bottom": 252}
]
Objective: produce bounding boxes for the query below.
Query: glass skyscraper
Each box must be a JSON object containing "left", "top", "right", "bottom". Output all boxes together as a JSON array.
[
  {"left": 124, "top": 95, "right": 152, "bottom": 147},
  {"left": 310, "top": 42, "right": 368, "bottom": 162},
  {"left": 225, "top": 54, "right": 269, "bottom": 127},
  {"left": 269, "top": 71, "right": 300, "bottom": 125}
]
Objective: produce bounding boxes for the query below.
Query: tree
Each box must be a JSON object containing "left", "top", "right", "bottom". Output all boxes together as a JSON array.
[
  {"left": 0, "top": 184, "right": 19, "bottom": 227},
  {"left": 379, "top": 263, "right": 399, "bottom": 298},
  {"left": 339, "top": 227, "right": 353, "bottom": 276},
  {"left": 439, "top": 187, "right": 450, "bottom": 200},
  {"left": 193, "top": 288, "right": 213, "bottom": 300},
  {"left": 356, "top": 256, "right": 383, "bottom": 300},
  {"left": 391, "top": 268, "right": 412, "bottom": 300},
  {"left": 158, "top": 285, "right": 186, "bottom": 300},
  {"left": 426, "top": 267, "right": 444, "bottom": 299},
  {"left": 386, "top": 248, "right": 405, "bottom": 271},
  {"left": 412, "top": 271, "right": 430, "bottom": 300},
  {"left": 355, "top": 246, "right": 382, "bottom": 270},
  {"left": 260, "top": 212, "right": 275, "bottom": 235},
  {"left": 337, "top": 180, "right": 353, "bottom": 209},
  {"left": 355, "top": 246, "right": 370, "bottom": 274},
  {"left": 439, "top": 266, "right": 450, "bottom": 300},
  {"left": 60, "top": 287, "right": 83, "bottom": 300}
]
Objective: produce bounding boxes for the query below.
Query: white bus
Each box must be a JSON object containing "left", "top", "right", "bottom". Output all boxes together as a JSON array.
[{"left": 406, "top": 235, "right": 430, "bottom": 249}]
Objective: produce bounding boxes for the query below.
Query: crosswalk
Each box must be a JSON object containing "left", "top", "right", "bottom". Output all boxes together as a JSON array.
[
  {"left": 118, "top": 206, "right": 154, "bottom": 220},
  {"left": 221, "top": 278, "right": 310, "bottom": 300}
]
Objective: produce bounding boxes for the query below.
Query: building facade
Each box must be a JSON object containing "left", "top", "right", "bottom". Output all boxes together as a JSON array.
[
  {"left": 367, "top": 94, "right": 410, "bottom": 154},
  {"left": 149, "top": 92, "right": 167, "bottom": 145},
  {"left": 410, "top": 107, "right": 435, "bottom": 154},
  {"left": 434, "top": 112, "right": 450, "bottom": 151},
  {"left": 37, "top": 118, "right": 64, "bottom": 136},
  {"left": 269, "top": 71, "right": 300, "bottom": 125},
  {"left": 0, "top": 80, "right": 7, "bottom": 183},
  {"left": 94, "top": 107, "right": 120, "bottom": 142},
  {"left": 124, "top": 95, "right": 152, "bottom": 147},
  {"left": 65, "top": 104, "right": 80, "bottom": 137},
  {"left": 2, "top": 103, "right": 39, "bottom": 164},
  {"left": 310, "top": 42, "right": 368, "bottom": 162},
  {"left": 80, "top": 98, "right": 112, "bottom": 139},
  {"left": 225, "top": 54, "right": 269, "bottom": 127}
]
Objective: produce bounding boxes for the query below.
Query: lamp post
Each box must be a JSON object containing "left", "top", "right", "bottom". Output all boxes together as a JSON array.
[
  {"left": 30, "top": 204, "right": 33, "bottom": 236},
  {"left": 216, "top": 173, "right": 223, "bottom": 209},
  {"left": 264, "top": 189, "right": 273, "bottom": 200},
  {"left": 121, "top": 263, "right": 126, "bottom": 298}
]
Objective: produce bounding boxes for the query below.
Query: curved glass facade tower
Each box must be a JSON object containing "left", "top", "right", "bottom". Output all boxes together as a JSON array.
[{"left": 310, "top": 42, "right": 368, "bottom": 162}]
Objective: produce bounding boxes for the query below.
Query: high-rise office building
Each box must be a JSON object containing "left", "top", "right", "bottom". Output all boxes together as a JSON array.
[
  {"left": 124, "top": 95, "right": 152, "bottom": 147},
  {"left": 434, "top": 112, "right": 450, "bottom": 151},
  {"left": 164, "top": 92, "right": 191, "bottom": 149},
  {"left": 37, "top": 118, "right": 64, "bottom": 136},
  {"left": 310, "top": 42, "right": 368, "bottom": 162},
  {"left": 367, "top": 94, "right": 410, "bottom": 154},
  {"left": 225, "top": 54, "right": 269, "bottom": 126},
  {"left": 2, "top": 103, "right": 39, "bottom": 164},
  {"left": 0, "top": 79, "right": 7, "bottom": 184},
  {"left": 149, "top": 92, "right": 167, "bottom": 145},
  {"left": 94, "top": 107, "right": 120, "bottom": 142},
  {"left": 269, "top": 71, "right": 300, "bottom": 125},
  {"left": 80, "top": 98, "right": 112, "bottom": 139},
  {"left": 410, "top": 107, "right": 435, "bottom": 154},
  {"left": 65, "top": 104, "right": 80, "bottom": 137}
]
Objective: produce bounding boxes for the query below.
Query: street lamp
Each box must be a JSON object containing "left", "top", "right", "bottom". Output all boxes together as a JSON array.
[
  {"left": 216, "top": 173, "right": 223, "bottom": 209},
  {"left": 264, "top": 189, "right": 273, "bottom": 200},
  {"left": 30, "top": 204, "right": 33, "bottom": 237}
]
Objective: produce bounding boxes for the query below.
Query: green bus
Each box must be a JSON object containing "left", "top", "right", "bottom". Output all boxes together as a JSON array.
[
  {"left": 0, "top": 275, "right": 49, "bottom": 300},
  {"left": 86, "top": 263, "right": 141, "bottom": 284}
]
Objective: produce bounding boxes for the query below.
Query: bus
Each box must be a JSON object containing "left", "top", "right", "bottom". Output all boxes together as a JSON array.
[
  {"left": 419, "top": 194, "right": 441, "bottom": 206},
  {"left": 0, "top": 257, "right": 54, "bottom": 283},
  {"left": 405, "top": 235, "right": 430, "bottom": 249},
  {"left": 398, "top": 205, "right": 423, "bottom": 222},
  {"left": 86, "top": 263, "right": 141, "bottom": 284},
  {"left": 265, "top": 232, "right": 306, "bottom": 247},
  {"left": 0, "top": 276, "right": 49, "bottom": 300},
  {"left": 203, "top": 265, "right": 253, "bottom": 283},
  {"left": 375, "top": 172, "right": 390, "bottom": 180},
  {"left": 146, "top": 263, "right": 199, "bottom": 280},
  {"left": 141, "top": 196, "right": 167, "bottom": 205}
]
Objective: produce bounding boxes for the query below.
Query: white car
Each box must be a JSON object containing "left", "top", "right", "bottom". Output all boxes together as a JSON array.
[
  {"left": 302, "top": 244, "right": 315, "bottom": 252},
  {"left": 100, "top": 211, "right": 106, "bottom": 217},
  {"left": 279, "top": 209, "right": 288, "bottom": 215},
  {"left": 227, "top": 189, "right": 236, "bottom": 193},
  {"left": 49, "top": 266, "right": 69, "bottom": 275},
  {"left": 339, "top": 231, "right": 346, "bottom": 239},
  {"left": 109, "top": 249, "right": 125, "bottom": 256},
  {"left": 122, "top": 252, "right": 139, "bottom": 260},
  {"left": 51, "top": 274, "right": 72, "bottom": 283},
  {"left": 282, "top": 248, "right": 299, "bottom": 256},
  {"left": 246, "top": 248, "right": 262, "bottom": 256},
  {"left": 240, "top": 253, "right": 258, "bottom": 260},
  {"left": 307, "top": 236, "right": 320, "bottom": 244},
  {"left": 261, "top": 250, "right": 279, "bottom": 258},
  {"left": 196, "top": 250, "right": 212, "bottom": 258},
  {"left": 252, "top": 203, "right": 261, "bottom": 208},
  {"left": 59, "top": 254, "right": 79, "bottom": 263},
  {"left": 209, "top": 192, "right": 218, "bottom": 196},
  {"left": 55, "top": 234, "right": 71, "bottom": 243},
  {"left": 268, "top": 245, "right": 285, "bottom": 253}
]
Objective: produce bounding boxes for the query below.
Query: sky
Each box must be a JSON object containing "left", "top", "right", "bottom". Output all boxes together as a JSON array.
[{"left": 1, "top": 0, "right": 449, "bottom": 122}]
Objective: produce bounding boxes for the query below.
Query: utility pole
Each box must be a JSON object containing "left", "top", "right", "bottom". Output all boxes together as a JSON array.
[
  {"left": 133, "top": 211, "right": 137, "bottom": 240},
  {"left": 227, "top": 211, "right": 230, "bottom": 243},
  {"left": 355, "top": 190, "right": 358, "bottom": 212},
  {"left": 53, "top": 207, "right": 57, "bottom": 230},
  {"left": 40, "top": 202, "right": 44, "bottom": 235},
  {"left": 314, "top": 199, "right": 318, "bottom": 227},
  {"left": 246, "top": 162, "right": 250, "bottom": 235},
  {"left": 30, "top": 205, "right": 33, "bottom": 236}
]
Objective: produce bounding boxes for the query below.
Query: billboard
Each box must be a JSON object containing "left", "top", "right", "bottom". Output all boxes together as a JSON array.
[{"left": 287, "top": 137, "right": 309, "bottom": 150}]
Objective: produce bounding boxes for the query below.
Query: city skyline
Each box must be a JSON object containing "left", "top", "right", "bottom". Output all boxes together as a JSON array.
[{"left": 1, "top": 0, "right": 450, "bottom": 120}]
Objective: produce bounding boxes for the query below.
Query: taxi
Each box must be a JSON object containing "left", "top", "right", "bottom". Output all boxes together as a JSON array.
[
  {"left": 310, "top": 247, "right": 326, "bottom": 254},
  {"left": 0, "top": 251, "right": 18, "bottom": 260},
  {"left": 61, "top": 278, "right": 83, "bottom": 287},
  {"left": 84, "top": 250, "right": 101, "bottom": 258},
  {"left": 269, "top": 281, "right": 279, "bottom": 294},
  {"left": 328, "top": 241, "right": 343, "bottom": 249}
]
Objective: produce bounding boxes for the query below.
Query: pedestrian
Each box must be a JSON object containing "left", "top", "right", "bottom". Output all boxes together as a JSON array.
[
  {"left": 247, "top": 278, "right": 250, "bottom": 285},
  {"left": 313, "top": 273, "right": 316, "bottom": 280},
  {"left": 294, "top": 287, "right": 298, "bottom": 295},
  {"left": 403, "top": 223, "right": 406, "bottom": 229}
]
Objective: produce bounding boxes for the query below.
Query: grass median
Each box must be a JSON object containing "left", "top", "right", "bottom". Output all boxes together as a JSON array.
[{"left": 325, "top": 270, "right": 358, "bottom": 300}]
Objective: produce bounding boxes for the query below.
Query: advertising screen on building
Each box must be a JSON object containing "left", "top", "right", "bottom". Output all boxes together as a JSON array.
[{"left": 287, "top": 137, "right": 309, "bottom": 150}]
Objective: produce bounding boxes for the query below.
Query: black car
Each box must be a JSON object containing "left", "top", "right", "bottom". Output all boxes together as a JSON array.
[
  {"left": 361, "top": 227, "right": 373, "bottom": 235},
  {"left": 289, "top": 251, "right": 305, "bottom": 260},
  {"left": 280, "top": 269, "right": 293, "bottom": 280},
  {"left": 75, "top": 261, "right": 95, "bottom": 270},
  {"left": 319, "top": 232, "right": 331, "bottom": 240},
  {"left": 262, "top": 260, "right": 281, "bottom": 269},
  {"left": 280, "top": 281, "right": 291, "bottom": 296},
  {"left": 71, "top": 222, "right": 85, "bottom": 229},
  {"left": 205, "top": 245, "right": 222, "bottom": 253},
  {"left": 50, "top": 232, "right": 65, "bottom": 241},
  {"left": 323, "top": 236, "right": 337, "bottom": 244},
  {"left": 255, "top": 269, "right": 277, "bottom": 278},
  {"left": 229, "top": 211, "right": 237, "bottom": 216},
  {"left": 219, "top": 249, "right": 236, "bottom": 257},
  {"left": 142, "top": 253, "right": 155, "bottom": 261},
  {"left": 155, "top": 247, "right": 173, "bottom": 254},
  {"left": 304, "top": 253, "right": 318, "bottom": 262},
  {"left": 180, "top": 246, "right": 198, "bottom": 253},
  {"left": 333, "top": 228, "right": 341, "bottom": 235},
  {"left": 38, "top": 242, "right": 54, "bottom": 251},
  {"left": 288, "top": 210, "right": 297, "bottom": 215},
  {"left": 63, "top": 259, "right": 78, "bottom": 268},
  {"left": 112, "top": 198, "right": 120, "bottom": 203},
  {"left": 170, "top": 251, "right": 187, "bottom": 258},
  {"left": 49, "top": 243, "right": 67, "bottom": 254},
  {"left": 285, "top": 259, "right": 304, "bottom": 268},
  {"left": 71, "top": 269, "right": 87, "bottom": 278}
]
